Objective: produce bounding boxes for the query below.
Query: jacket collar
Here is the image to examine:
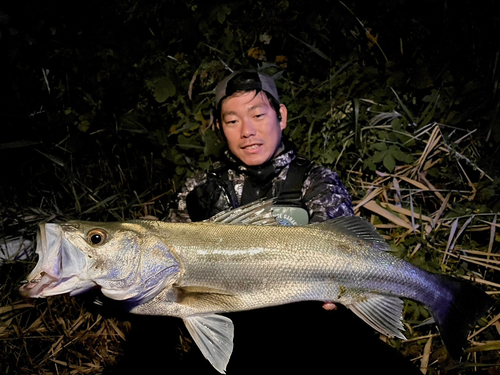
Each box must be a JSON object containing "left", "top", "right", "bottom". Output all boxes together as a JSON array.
[{"left": 224, "top": 143, "right": 296, "bottom": 178}]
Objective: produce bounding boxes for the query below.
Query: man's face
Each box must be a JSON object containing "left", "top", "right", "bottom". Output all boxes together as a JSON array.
[{"left": 220, "top": 91, "right": 287, "bottom": 166}]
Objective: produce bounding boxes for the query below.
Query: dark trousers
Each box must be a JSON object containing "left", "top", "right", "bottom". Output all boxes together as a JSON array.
[{"left": 105, "top": 302, "right": 421, "bottom": 375}]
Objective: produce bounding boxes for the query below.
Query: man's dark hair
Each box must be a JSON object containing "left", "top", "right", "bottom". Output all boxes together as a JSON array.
[{"left": 215, "top": 71, "right": 282, "bottom": 126}]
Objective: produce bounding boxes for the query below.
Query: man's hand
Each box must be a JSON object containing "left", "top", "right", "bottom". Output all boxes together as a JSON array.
[{"left": 322, "top": 302, "right": 337, "bottom": 311}]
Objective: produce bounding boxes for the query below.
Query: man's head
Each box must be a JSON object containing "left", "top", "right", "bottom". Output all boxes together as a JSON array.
[{"left": 215, "top": 70, "right": 287, "bottom": 166}]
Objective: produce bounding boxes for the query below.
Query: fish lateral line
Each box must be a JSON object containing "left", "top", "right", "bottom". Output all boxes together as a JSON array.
[{"left": 19, "top": 198, "right": 495, "bottom": 373}]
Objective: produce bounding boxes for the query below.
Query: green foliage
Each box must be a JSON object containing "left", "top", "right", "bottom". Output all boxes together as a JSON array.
[
  {"left": 1, "top": 1, "right": 500, "bottom": 372},
  {"left": 2, "top": 1, "right": 498, "bottom": 212}
]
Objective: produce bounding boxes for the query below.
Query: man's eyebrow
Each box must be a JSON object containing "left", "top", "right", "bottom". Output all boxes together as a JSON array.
[
  {"left": 222, "top": 104, "right": 266, "bottom": 117},
  {"left": 248, "top": 103, "right": 266, "bottom": 111}
]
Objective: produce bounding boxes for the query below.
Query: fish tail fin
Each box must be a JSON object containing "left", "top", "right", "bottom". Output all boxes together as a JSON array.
[{"left": 429, "top": 275, "right": 493, "bottom": 359}]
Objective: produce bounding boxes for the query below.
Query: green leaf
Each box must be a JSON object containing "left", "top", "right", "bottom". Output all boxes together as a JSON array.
[
  {"left": 288, "top": 33, "right": 331, "bottom": 62},
  {"left": 78, "top": 120, "right": 90, "bottom": 132},
  {"left": 391, "top": 118, "right": 401, "bottom": 131},
  {"left": 372, "top": 150, "right": 387, "bottom": 163},
  {"left": 178, "top": 134, "right": 204, "bottom": 150},
  {"left": 363, "top": 159, "right": 376, "bottom": 171},
  {"left": 403, "top": 153, "right": 414, "bottom": 163},
  {"left": 418, "top": 90, "right": 440, "bottom": 127},
  {"left": 152, "top": 76, "right": 176, "bottom": 103},
  {"left": 203, "top": 129, "right": 225, "bottom": 158},
  {"left": 175, "top": 166, "right": 186, "bottom": 175},
  {"left": 217, "top": 5, "right": 231, "bottom": 24},
  {"left": 391, "top": 147, "right": 406, "bottom": 161},
  {"left": 383, "top": 152, "right": 396, "bottom": 172},
  {"left": 321, "top": 149, "right": 340, "bottom": 164},
  {"left": 390, "top": 88, "right": 416, "bottom": 125},
  {"left": 373, "top": 142, "right": 387, "bottom": 151}
]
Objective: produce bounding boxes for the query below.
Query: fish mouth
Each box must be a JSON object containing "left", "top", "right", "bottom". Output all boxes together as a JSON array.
[
  {"left": 19, "top": 271, "right": 57, "bottom": 297},
  {"left": 19, "top": 223, "right": 93, "bottom": 298}
]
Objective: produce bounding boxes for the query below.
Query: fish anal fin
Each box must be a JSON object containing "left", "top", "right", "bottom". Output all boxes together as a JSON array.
[
  {"left": 183, "top": 314, "right": 234, "bottom": 374},
  {"left": 348, "top": 295, "right": 406, "bottom": 340}
]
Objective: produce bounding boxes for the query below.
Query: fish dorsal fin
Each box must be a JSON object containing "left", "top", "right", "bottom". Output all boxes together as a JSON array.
[
  {"left": 183, "top": 314, "right": 234, "bottom": 374},
  {"left": 348, "top": 295, "right": 406, "bottom": 340},
  {"left": 208, "top": 198, "right": 278, "bottom": 226},
  {"left": 313, "top": 216, "right": 391, "bottom": 252}
]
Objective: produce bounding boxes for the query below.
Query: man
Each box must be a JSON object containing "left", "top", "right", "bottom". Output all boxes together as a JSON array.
[
  {"left": 164, "top": 69, "right": 421, "bottom": 374},
  {"left": 112, "top": 70, "right": 420, "bottom": 375},
  {"left": 172, "top": 69, "right": 354, "bottom": 225}
]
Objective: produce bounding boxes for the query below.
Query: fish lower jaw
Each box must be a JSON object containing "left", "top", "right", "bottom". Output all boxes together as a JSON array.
[{"left": 19, "top": 272, "right": 58, "bottom": 298}]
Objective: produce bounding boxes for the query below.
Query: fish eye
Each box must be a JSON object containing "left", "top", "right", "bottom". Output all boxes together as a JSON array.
[{"left": 87, "top": 229, "right": 107, "bottom": 246}]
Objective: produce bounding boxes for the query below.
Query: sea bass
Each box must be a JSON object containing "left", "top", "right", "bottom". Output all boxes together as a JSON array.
[{"left": 20, "top": 200, "right": 492, "bottom": 373}]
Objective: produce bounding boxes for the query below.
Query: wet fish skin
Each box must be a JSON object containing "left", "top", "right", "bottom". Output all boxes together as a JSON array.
[
  {"left": 19, "top": 200, "right": 493, "bottom": 373},
  {"left": 20, "top": 221, "right": 181, "bottom": 303}
]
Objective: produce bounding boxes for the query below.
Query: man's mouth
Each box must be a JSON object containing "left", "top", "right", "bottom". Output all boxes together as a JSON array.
[{"left": 242, "top": 144, "right": 261, "bottom": 150}]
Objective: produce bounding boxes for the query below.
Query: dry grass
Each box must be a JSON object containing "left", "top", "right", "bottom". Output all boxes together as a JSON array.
[
  {"left": 351, "top": 123, "right": 500, "bottom": 373},
  {"left": 0, "top": 267, "right": 130, "bottom": 374},
  {"left": 1, "top": 122, "right": 499, "bottom": 374}
]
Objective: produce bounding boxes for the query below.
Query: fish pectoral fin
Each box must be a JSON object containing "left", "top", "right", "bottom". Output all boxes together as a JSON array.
[
  {"left": 183, "top": 314, "right": 234, "bottom": 374},
  {"left": 347, "top": 295, "right": 406, "bottom": 340},
  {"left": 175, "top": 286, "right": 242, "bottom": 311}
]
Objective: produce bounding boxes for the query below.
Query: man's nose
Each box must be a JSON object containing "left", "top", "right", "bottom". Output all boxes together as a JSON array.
[{"left": 241, "top": 118, "right": 256, "bottom": 138}]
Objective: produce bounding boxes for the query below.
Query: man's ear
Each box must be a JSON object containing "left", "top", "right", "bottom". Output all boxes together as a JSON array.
[{"left": 279, "top": 104, "right": 288, "bottom": 131}]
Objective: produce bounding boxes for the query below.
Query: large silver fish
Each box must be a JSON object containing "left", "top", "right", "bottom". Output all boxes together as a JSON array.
[{"left": 20, "top": 200, "right": 492, "bottom": 373}]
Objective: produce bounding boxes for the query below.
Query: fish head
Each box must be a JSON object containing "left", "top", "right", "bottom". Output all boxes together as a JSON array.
[
  {"left": 20, "top": 221, "right": 180, "bottom": 304},
  {"left": 19, "top": 222, "right": 93, "bottom": 298}
]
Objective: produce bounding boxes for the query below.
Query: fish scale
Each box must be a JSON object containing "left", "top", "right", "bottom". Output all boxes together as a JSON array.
[
  {"left": 20, "top": 200, "right": 493, "bottom": 374},
  {"left": 147, "top": 222, "right": 431, "bottom": 313}
]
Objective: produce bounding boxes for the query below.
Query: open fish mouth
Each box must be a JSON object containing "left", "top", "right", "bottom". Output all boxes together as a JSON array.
[
  {"left": 19, "top": 223, "right": 93, "bottom": 298},
  {"left": 20, "top": 270, "right": 63, "bottom": 297}
]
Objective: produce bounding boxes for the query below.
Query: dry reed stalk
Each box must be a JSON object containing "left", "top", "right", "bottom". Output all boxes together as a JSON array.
[
  {"left": 420, "top": 333, "right": 433, "bottom": 374},
  {"left": 1, "top": 120, "right": 498, "bottom": 374},
  {"left": 350, "top": 122, "right": 500, "bottom": 372}
]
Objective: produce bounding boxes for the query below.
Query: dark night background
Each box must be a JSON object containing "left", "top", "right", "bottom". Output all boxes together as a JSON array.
[{"left": 1, "top": 1, "right": 499, "bottom": 374}]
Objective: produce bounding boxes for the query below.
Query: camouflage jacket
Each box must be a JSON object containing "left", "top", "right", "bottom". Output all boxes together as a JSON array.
[{"left": 169, "top": 148, "right": 353, "bottom": 223}]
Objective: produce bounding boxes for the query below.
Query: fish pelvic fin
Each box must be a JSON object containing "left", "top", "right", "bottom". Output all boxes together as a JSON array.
[
  {"left": 348, "top": 295, "right": 406, "bottom": 340},
  {"left": 312, "top": 216, "right": 391, "bottom": 252},
  {"left": 183, "top": 314, "right": 234, "bottom": 374},
  {"left": 428, "top": 275, "right": 493, "bottom": 360}
]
